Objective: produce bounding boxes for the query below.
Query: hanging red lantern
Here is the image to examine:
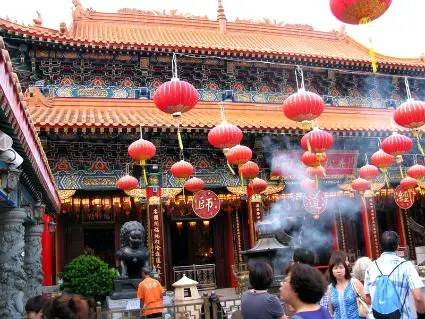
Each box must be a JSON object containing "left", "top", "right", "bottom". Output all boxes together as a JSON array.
[
  {"left": 400, "top": 176, "right": 417, "bottom": 190},
  {"left": 184, "top": 177, "right": 205, "bottom": 193},
  {"left": 407, "top": 164, "right": 425, "bottom": 181},
  {"left": 359, "top": 164, "right": 379, "bottom": 182},
  {"left": 170, "top": 160, "right": 194, "bottom": 180},
  {"left": 301, "top": 128, "right": 334, "bottom": 153},
  {"left": 239, "top": 161, "right": 260, "bottom": 180},
  {"left": 248, "top": 178, "right": 268, "bottom": 194},
  {"left": 302, "top": 151, "right": 327, "bottom": 167},
  {"left": 226, "top": 145, "right": 252, "bottom": 166},
  {"left": 381, "top": 132, "right": 412, "bottom": 157},
  {"left": 117, "top": 175, "right": 138, "bottom": 190},
  {"left": 128, "top": 138, "right": 156, "bottom": 162},
  {"left": 300, "top": 178, "right": 316, "bottom": 193},
  {"left": 282, "top": 89, "right": 325, "bottom": 123},
  {"left": 371, "top": 149, "right": 394, "bottom": 187},
  {"left": 208, "top": 122, "right": 243, "bottom": 150},
  {"left": 393, "top": 99, "right": 425, "bottom": 129},
  {"left": 370, "top": 149, "right": 394, "bottom": 169},
  {"left": 306, "top": 166, "right": 326, "bottom": 178},
  {"left": 153, "top": 78, "right": 199, "bottom": 114},
  {"left": 329, "top": 0, "right": 392, "bottom": 25},
  {"left": 351, "top": 178, "right": 370, "bottom": 193}
]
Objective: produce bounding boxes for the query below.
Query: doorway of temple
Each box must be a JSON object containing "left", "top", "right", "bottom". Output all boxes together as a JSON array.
[{"left": 83, "top": 228, "right": 115, "bottom": 267}]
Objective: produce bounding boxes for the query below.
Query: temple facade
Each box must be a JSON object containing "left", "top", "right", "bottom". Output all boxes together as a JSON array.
[{"left": 0, "top": 0, "right": 424, "bottom": 293}]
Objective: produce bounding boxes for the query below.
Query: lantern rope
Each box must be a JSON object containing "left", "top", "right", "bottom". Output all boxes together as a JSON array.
[
  {"left": 405, "top": 77, "right": 412, "bottom": 100},
  {"left": 294, "top": 66, "right": 305, "bottom": 91},
  {"left": 220, "top": 102, "right": 226, "bottom": 122},
  {"left": 239, "top": 166, "right": 245, "bottom": 187},
  {"left": 226, "top": 160, "right": 235, "bottom": 175},
  {"left": 138, "top": 125, "right": 149, "bottom": 186},
  {"left": 172, "top": 52, "right": 178, "bottom": 79}
]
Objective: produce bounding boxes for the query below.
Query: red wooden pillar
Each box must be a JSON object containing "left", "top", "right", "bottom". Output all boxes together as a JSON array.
[
  {"left": 331, "top": 212, "right": 339, "bottom": 251},
  {"left": 42, "top": 213, "right": 52, "bottom": 286},
  {"left": 361, "top": 193, "right": 380, "bottom": 259},
  {"left": 146, "top": 173, "right": 166, "bottom": 286}
]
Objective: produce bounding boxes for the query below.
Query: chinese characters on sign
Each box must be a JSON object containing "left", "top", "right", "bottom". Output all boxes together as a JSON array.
[
  {"left": 303, "top": 191, "right": 327, "bottom": 219},
  {"left": 148, "top": 199, "right": 165, "bottom": 284},
  {"left": 394, "top": 185, "right": 415, "bottom": 209},
  {"left": 192, "top": 190, "right": 220, "bottom": 219}
]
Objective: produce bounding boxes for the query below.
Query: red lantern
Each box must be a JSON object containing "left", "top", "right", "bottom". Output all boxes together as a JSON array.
[
  {"left": 184, "top": 177, "right": 205, "bottom": 193},
  {"left": 153, "top": 78, "right": 199, "bottom": 114},
  {"left": 351, "top": 178, "right": 370, "bottom": 193},
  {"left": 407, "top": 164, "right": 425, "bottom": 181},
  {"left": 226, "top": 145, "right": 252, "bottom": 166},
  {"left": 400, "top": 176, "right": 417, "bottom": 190},
  {"left": 359, "top": 164, "right": 379, "bottom": 182},
  {"left": 170, "top": 160, "right": 194, "bottom": 179},
  {"left": 248, "top": 178, "right": 268, "bottom": 194},
  {"left": 239, "top": 161, "right": 260, "bottom": 180},
  {"left": 330, "top": 0, "right": 392, "bottom": 25},
  {"left": 128, "top": 138, "right": 156, "bottom": 163},
  {"left": 117, "top": 175, "right": 138, "bottom": 190},
  {"left": 301, "top": 128, "right": 334, "bottom": 153},
  {"left": 208, "top": 122, "right": 243, "bottom": 150},
  {"left": 300, "top": 178, "right": 316, "bottom": 193},
  {"left": 381, "top": 132, "right": 413, "bottom": 157},
  {"left": 282, "top": 89, "right": 325, "bottom": 122},
  {"left": 370, "top": 149, "right": 394, "bottom": 169},
  {"left": 302, "top": 151, "right": 327, "bottom": 167},
  {"left": 393, "top": 99, "right": 425, "bottom": 129},
  {"left": 306, "top": 166, "right": 326, "bottom": 178}
]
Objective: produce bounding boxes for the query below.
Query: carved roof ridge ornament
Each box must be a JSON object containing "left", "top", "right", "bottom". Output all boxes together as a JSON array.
[
  {"left": 33, "top": 11, "right": 43, "bottom": 26},
  {"left": 24, "top": 87, "right": 54, "bottom": 108},
  {"left": 116, "top": 8, "right": 209, "bottom": 20},
  {"left": 72, "top": 0, "right": 93, "bottom": 21}
]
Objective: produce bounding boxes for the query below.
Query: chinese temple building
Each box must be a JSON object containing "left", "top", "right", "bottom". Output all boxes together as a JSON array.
[{"left": 1, "top": 0, "right": 425, "bottom": 295}]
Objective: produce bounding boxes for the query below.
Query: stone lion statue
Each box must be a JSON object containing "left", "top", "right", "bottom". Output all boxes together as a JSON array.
[{"left": 116, "top": 221, "right": 150, "bottom": 279}]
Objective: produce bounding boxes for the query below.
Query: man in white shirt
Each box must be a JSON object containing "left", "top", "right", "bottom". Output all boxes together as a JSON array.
[{"left": 364, "top": 231, "right": 425, "bottom": 318}]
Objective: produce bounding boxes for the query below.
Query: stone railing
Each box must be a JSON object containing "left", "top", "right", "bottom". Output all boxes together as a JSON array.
[{"left": 173, "top": 264, "right": 217, "bottom": 291}]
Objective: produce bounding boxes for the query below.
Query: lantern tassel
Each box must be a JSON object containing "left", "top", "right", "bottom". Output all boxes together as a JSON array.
[
  {"left": 381, "top": 168, "right": 390, "bottom": 188},
  {"left": 413, "top": 129, "right": 425, "bottom": 156},
  {"left": 315, "top": 175, "right": 319, "bottom": 190},
  {"left": 227, "top": 160, "right": 235, "bottom": 175},
  {"left": 307, "top": 139, "right": 312, "bottom": 152},
  {"left": 240, "top": 169, "right": 245, "bottom": 187},
  {"left": 140, "top": 160, "right": 148, "bottom": 186},
  {"left": 369, "top": 46, "right": 377, "bottom": 73},
  {"left": 399, "top": 165, "right": 404, "bottom": 179}
]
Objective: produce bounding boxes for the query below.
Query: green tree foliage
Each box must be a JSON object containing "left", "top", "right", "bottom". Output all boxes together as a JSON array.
[{"left": 58, "top": 255, "right": 118, "bottom": 301}]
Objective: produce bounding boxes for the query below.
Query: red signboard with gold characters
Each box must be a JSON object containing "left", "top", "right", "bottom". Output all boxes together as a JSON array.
[
  {"left": 394, "top": 185, "right": 415, "bottom": 209},
  {"left": 303, "top": 191, "right": 328, "bottom": 219},
  {"left": 192, "top": 190, "right": 221, "bottom": 219}
]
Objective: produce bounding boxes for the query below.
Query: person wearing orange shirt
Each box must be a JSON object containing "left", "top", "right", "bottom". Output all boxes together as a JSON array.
[{"left": 137, "top": 267, "right": 164, "bottom": 318}]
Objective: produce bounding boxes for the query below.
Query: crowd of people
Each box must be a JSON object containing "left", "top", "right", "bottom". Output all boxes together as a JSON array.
[
  {"left": 241, "top": 231, "right": 425, "bottom": 319},
  {"left": 24, "top": 231, "right": 424, "bottom": 319}
]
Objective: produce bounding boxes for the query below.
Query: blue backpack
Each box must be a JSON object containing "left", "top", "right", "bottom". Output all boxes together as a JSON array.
[{"left": 372, "top": 260, "right": 408, "bottom": 319}]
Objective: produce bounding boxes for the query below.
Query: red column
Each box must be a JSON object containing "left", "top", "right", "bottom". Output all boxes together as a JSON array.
[
  {"left": 331, "top": 212, "right": 339, "bottom": 251},
  {"left": 395, "top": 206, "right": 407, "bottom": 247},
  {"left": 42, "top": 213, "right": 52, "bottom": 286}
]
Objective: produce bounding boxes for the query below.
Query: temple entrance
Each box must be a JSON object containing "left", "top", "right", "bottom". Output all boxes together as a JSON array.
[
  {"left": 83, "top": 228, "right": 115, "bottom": 267},
  {"left": 170, "top": 220, "right": 215, "bottom": 266}
]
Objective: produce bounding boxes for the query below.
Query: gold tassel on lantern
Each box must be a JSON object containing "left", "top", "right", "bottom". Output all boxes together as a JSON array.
[
  {"left": 413, "top": 129, "right": 425, "bottom": 156},
  {"left": 239, "top": 168, "right": 245, "bottom": 187}
]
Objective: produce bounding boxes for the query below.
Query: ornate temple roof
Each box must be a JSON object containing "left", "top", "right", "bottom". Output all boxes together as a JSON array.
[
  {"left": 0, "top": 1, "right": 424, "bottom": 69},
  {"left": 27, "top": 96, "right": 401, "bottom": 133},
  {"left": 0, "top": 37, "right": 60, "bottom": 212}
]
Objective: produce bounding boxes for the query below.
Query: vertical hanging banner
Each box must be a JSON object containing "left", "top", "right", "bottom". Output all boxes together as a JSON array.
[
  {"left": 362, "top": 193, "right": 380, "bottom": 259},
  {"left": 148, "top": 196, "right": 166, "bottom": 286},
  {"left": 250, "top": 195, "right": 264, "bottom": 242}
]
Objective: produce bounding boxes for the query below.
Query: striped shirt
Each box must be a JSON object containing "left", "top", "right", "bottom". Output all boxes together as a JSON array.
[{"left": 364, "top": 252, "right": 424, "bottom": 319}]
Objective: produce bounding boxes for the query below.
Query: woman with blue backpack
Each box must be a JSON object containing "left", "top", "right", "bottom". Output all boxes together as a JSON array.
[{"left": 328, "top": 253, "right": 370, "bottom": 319}]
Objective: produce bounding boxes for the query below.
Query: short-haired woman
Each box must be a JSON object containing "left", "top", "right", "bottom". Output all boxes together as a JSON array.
[
  {"left": 241, "top": 261, "right": 285, "bottom": 319},
  {"left": 328, "top": 255, "right": 369, "bottom": 319},
  {"left": 280, "top": 263, "right": 330, "bottom": 319},
  {"left": 42, "top": 293, "right": 96, "bottom": 319}
]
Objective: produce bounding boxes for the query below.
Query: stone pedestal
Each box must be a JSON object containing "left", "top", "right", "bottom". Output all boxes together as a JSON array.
[
  {"left": 110, "top": 278, "right": 141, "bottom": 300},
  {"left": 24, "top": 223, "right": 43, "bottom": 301},
  {"left": 0, "top": 208, "right": 27, "bottom": 319}
]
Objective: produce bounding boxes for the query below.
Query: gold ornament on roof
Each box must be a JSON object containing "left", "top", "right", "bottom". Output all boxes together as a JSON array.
[{"left": 58, "top": 189, "right": 76, "bottom": 200}]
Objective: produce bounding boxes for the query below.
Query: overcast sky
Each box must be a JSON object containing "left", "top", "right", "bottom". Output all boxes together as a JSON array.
[{"left": 2, "top": 0, "right": 423, "bottom": 58}]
